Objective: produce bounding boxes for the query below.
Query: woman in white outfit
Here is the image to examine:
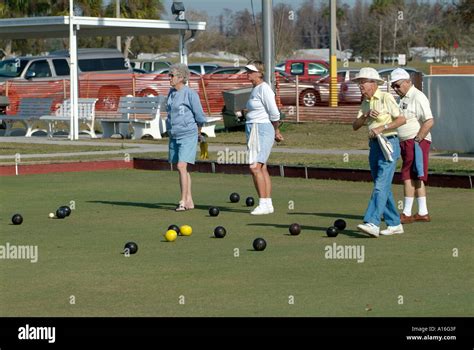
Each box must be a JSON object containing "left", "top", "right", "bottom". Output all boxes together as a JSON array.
[{"left": 244, "top": 61, "right": 284, "bottom": 215}]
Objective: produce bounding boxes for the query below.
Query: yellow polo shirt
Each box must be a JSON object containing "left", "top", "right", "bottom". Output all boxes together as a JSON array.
[{"left": 357, "top": 89, "right": 402, "bottom": 137}]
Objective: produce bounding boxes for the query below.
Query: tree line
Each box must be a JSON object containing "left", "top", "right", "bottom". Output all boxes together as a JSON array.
[{"left": 0, "top": 0, "right": 472, "bottom": 63}]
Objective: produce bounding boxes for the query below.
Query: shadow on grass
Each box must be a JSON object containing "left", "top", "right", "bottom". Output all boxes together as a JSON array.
[
  {"left": 87, "top": 200, "right": 250, "bottom": 214},
  {"left": 247, "top": 222, "right": 368, "bottom": 238},
  {"left": 288, "top": 212, "right": 364, "bottom": 221}
]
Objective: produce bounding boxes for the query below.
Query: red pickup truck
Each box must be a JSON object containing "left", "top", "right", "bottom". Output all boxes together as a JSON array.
[{"left": 283, "top": 59, "right": 329, "bottom": 81}]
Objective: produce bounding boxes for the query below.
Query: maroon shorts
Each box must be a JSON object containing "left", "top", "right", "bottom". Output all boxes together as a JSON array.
[{"left": 400, "top": 138, "right": 431, "bottom": 182}]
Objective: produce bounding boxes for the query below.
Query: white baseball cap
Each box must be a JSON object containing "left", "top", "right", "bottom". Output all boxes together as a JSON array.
[
  {"left": 351, "top": 67, "right": 384, "bottom": 85},
  {"left": 245, "top": 64, "right": 259, "bottom": 72},
  {"left": 390, "top": 68, "right": 410, "bottom": 83}
]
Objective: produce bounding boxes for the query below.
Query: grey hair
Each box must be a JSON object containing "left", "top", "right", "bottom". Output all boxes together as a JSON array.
[{"left": 169, "top": 63, "right": 189, "bottom": 83}]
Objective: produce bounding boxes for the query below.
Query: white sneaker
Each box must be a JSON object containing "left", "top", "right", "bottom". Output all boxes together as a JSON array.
[
  {"left": 250, "top": 205, "right": 272, "bottom": 215},
  {"left": 357, "top": 223, "right": 380, "bottom": 238},
  {"left": 380, "top": 224, "right": 404, "bottom": 236},
  {"left": 267, "top": 205, "right": 274, "bottom": 214}
]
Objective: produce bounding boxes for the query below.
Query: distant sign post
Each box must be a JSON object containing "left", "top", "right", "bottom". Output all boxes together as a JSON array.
[{"left": 398, "top": 54, "right": 406, "bottom": 66}]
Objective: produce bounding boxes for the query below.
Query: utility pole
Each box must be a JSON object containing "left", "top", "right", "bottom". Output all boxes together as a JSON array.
[
  {"left": 262, "top": 0, "right": 274, "bottom": 88},
  {"left": 116, "top": 0, "right": 121, "bottom": 52},
  {"left": 392, "top": 17, "right": 398, "bottom": 66},
  {"left": 329, "top": 0, "right": 338, "bottom": 107}
]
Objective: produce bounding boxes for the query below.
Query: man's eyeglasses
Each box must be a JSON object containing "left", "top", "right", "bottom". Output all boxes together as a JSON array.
[{"left": 391, "top": 81, "right": 404, "bottom": 89}]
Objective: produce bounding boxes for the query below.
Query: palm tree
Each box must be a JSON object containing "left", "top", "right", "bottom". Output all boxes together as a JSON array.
[{"left": 104, "top": 0, "right": 164, "bottom": 58}]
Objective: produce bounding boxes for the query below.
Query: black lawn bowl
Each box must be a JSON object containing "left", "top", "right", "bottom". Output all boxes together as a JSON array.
[
  {"left": 168, "top": 224, "right": 180, "bottom": 234},
  {"left": 123, "top": 242, "right": 138, "bottom": 255},
  {"left": 60, "top": 206, "right": 72, "bottom": 217},
  {"left": 56, "top": 208, "right": 67, "bottom": 219},
  {"left": 245, "top": 197, "right": 255, "bottom": 207},
  {"left": 326, "top": 226, "right": 339, "bottom": 237},
  {"left": 289, "top": 223, "right": 301, "bottom": 236},
  {"left": 214, "top": 226, "right": 227, "bottom": 238},
  {"left": 229, "top": 193, "right": 240, "bottom": 203},
  {"left": 334, "top": 219, "right": 346, "bottom": 231},
  {"left": 253, "top": 238, "right": 267, "bottom": 251},
  {"left": 209, "top": 207, "right": 220, "bottom": 217},
  {"left": 11, "top": 214, "right": 23, "bottom": 225}
]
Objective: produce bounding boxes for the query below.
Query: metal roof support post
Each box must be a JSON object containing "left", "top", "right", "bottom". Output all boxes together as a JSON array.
[
  {"left": 69, "top": 0, "right": 79, "bottom": 140},
  {"left": 262, "top": 0, "right": 274, "bottom": 88},
  {"left": 179, "top": 31, "right": 187, "bottom": 65}
]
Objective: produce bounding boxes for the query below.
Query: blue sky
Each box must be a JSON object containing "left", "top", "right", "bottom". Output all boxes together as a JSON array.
[
  {"left": 106, "top": 0, "right": 439, "bottom": 19},
  {"left": 161, "top": 0, "right": 309, "bottom": 18}
]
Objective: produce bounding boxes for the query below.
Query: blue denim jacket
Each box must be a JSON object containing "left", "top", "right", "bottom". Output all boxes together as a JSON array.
[
  {"left": 166, "top": 86, "right": 207, "bottom": 139},
  {"left": 413, "top": 141, "right": 424, "bottom": 178}
]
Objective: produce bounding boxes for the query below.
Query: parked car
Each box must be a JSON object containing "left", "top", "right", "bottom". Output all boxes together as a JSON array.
[
  {"left": 0, "top": 48, "right": 132, "bottom": 83},
  {"left": 153, "top": 67, "right": 201, "bottom": 76},
  {"left": 206, "top": 66, "right": 247, "bottom": 76},
  {"left": 275, "top": 62, "right": 285, "bottom": 72},
  {"left": 277, "top": 71, "right": 320, "bottom": 107},
  {"left": 284, "top": 59, "right": 330, "bottom": 81},
  {"left": 315, "top": 69, "right": 362, "bottom": 104},
  {"left": 0, "top": 48, "right": 140, "bottom": 111},
  {"left": 188, "top": 63, "right": 221, "bottom": 75},
  {"left": 130, "top": 59, "right": 171, "bottom": 72}
]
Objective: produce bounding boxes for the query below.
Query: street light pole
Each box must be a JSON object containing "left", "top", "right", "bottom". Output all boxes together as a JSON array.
[{"left": 116, "top": 0, "right": 121, "bottom": 52}]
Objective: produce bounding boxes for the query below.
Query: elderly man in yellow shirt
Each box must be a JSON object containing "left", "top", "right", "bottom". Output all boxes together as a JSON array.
[{"left": 352, "top": 67, "right": 406, "bottom": 237}]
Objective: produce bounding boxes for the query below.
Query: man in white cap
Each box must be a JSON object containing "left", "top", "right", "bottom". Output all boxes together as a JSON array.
[
  {"left": 352, "top": 67, "right": 406, "bottom": 237},
  {"left": 390, "top": 68, "right": 434, "bottom": 224}
]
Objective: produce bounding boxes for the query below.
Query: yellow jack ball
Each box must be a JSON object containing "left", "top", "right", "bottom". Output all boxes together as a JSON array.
[
  {"left": 164, "top": 229, "right": 178, "bottom": 242},
  {"left": 179, "top": 225, "right": 193, "bottom": 236}
]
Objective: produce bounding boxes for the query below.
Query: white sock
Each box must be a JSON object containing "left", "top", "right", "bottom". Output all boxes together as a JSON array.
[
  {"left": 417, "top": 197, "right": 428, "bottom": 216},
  {"left": 403, "top": 197, "right": 414, "bottom": 216},
  {"left": 258, "top": 198, "right": 266, "bottom": 207},
  {"left": 267, "top": 198, "right": 273, "bottom": 208}
]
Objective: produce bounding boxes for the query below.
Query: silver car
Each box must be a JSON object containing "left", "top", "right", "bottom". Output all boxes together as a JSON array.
[
  {"left": 316, "top": 69, "right": 361, "bottom": 104},
  {"left": 277, "top": 71, "right": 320, "bottom": 107}
]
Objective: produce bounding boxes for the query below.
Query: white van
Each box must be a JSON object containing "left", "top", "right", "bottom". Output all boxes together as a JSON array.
[{"left": 0, "top": 48, "right": 132, "bottom": 82}]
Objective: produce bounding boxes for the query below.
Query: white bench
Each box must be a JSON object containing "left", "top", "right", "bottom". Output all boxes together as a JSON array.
[
  {"left": 0, "top": 97, "right": 53, "bottom": 137},
  {"left": 200, "top": 116, "right": 222, "bottom": 138},
  {"left": 121, "top": 96, "right": 167, "bottom": 140},
  {"left": 39, "top": 98, "right": 98, "bottom": 138},
  {"left": 99, "top": 96, "right": 166, "bottom": 139},
  {"left": 98, "top": 95, "right": 221, "bottom": 139}
]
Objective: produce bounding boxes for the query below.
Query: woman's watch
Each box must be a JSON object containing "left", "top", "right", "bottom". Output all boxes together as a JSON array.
[{"left": 383, "top": 124, "right": 389, "bottom": 130}]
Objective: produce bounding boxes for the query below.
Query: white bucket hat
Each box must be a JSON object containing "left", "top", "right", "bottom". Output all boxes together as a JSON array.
[
  {"left": 352, "top": 67, "right": 384, "bottom": 85},
  {"left": 390, "top": 68, "right": 411, "bottom": 83}
]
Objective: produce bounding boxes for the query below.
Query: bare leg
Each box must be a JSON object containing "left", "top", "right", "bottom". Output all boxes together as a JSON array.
[
  {"left": 262, "top": 164, "right": 272, "bottom": 198},
  {"left": 250, "top": 163, "right": 268, "bottom": 198},
  {"left": 186, "top": 172, "right": 194, "bottom": 208},
  {"left": 176, "top": 161, "right": 190, "bottom": 206},
  {"left": 404, "top": 179, "right": 416, "bottom": 197},
  {"left": 414, "top": 180, "right": 426, "bottom": 197}
]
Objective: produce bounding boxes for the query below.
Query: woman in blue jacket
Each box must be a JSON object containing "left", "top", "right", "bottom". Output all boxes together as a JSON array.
[{"left": 166, "top": 63, "right": 207, "bottom": 211}]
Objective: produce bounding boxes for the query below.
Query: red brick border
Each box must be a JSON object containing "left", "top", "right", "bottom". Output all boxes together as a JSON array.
[{"left": 133, "top": 158, "right": 473, "bottom": 189}]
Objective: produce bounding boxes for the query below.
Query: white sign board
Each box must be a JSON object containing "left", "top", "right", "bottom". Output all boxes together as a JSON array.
[{"left": 398, "top": 54, "right": 406, "bottom": 66}]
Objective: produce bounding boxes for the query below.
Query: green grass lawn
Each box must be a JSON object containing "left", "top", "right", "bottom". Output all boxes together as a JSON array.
[
  {"left": 1, "top": 169, "right": 472, "bottom": 317},
  {"left": 2, "top": 122, "right": 473, "bottom": 173},
  {"left": 0, "top": 142, "right": 132, "bottom": 156}
]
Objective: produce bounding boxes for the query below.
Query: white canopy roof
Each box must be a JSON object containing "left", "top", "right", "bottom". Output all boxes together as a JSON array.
[
  {"left": 0, "top": 16, "right": 206, "bottom": 39},
  {"left": 0, "top": 15, "right": 206, "bottom": 140}
]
